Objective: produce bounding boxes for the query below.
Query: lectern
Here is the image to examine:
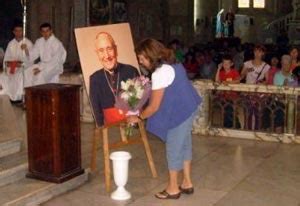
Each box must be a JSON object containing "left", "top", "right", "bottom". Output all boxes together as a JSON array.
[{"left": 25, "top": 84, "right": 84, "bottom": 183}]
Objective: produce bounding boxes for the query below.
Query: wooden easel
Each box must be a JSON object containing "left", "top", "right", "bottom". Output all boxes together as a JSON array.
[{"left": 90, "top": 120, "right": 158, "bottom": 192}]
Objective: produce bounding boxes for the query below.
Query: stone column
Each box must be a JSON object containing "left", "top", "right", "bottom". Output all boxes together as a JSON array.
[
  {"left": 288, "top": 0, "right": 300, "bottom": 44},
  {"left": 192, "top": 82, "right": 210, "bottom": 135},
  {"left": 286, "top": 95, "right": 296, "bottom": 134},
  {"left": 273, "top": 0, "right": 278, "bottom": 14},
  {"left": 293, "top": 0, "right": 300, "bottom": 20}
]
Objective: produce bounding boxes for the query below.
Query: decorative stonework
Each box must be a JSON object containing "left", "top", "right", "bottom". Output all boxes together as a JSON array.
[
  {"left": 192, "top": 80, "right": 210, "bottom": 135},
  {"left": 192, "top": 80, "right": 300, "bottom": 144}
]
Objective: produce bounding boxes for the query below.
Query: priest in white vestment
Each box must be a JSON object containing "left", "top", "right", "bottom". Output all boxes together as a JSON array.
[
  {"left": 0, "top": 23, "right": 33, "bottom": 101},
  {"left": 22, "top": 23, "right": 66, "bottom": 87}
]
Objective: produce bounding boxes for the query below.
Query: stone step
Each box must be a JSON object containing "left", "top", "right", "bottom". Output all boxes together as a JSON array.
[
  {"left": 0, "top": 96, "right": 24, "bottom": 138},
  {"left": 0, "top": 139, "right": 22, "bottom": 158},
  {"left": 0, "top": 162, "right": 28, "bottom": 188},
  {"left": 0, "top": 95, "right": 24, "bottom": 159},
  {"left": 0, "top": 150, "right": 28, "bottom": 187},
  {"left": 0, "top": 170, "right": 89, "bottom": 206}
]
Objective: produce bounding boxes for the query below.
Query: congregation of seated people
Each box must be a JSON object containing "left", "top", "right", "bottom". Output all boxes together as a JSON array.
[
  {"left": 170, "top": 38, "right": 299, "bottom": 86},
  {"left": 169, "top": 38, "right": 300, "bottom": 133}
]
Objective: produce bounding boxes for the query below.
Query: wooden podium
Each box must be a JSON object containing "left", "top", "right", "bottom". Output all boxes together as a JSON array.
[{"left": 25, "top": 84, "right": 84, "bottom": 183}]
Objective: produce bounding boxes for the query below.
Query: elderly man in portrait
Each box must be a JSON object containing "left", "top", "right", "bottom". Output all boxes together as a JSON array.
[
  {"left": 21, "top": 23, "right": 66, "bottom": 87},
  {"left": 90, "top": 32, "right": 139, "bottom": 126},
  {"left": 0, "top": 22, "right": 33, "bottom": 102}
]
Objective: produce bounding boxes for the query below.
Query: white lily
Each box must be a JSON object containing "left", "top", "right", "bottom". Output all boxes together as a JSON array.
[
  {"left": 121, "top": 92, "right": 130, "bottom": 101},
  {"left": 121, "top": 81, "right": 129, "bottom": 90},
  {"left": 136, "top": 87, "right": 144, "bottom": 99}
]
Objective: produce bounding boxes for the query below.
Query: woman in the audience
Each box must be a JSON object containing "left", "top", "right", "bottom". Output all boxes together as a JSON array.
[
  {"left": 269, "top": 55, "right": 296, "bottom": 133},
  {"left": 231, "top": 46, "right": 244, "bottom": 72},
  {"left": 183, "top": 52, "right": 198, "bottom": 79},
  {"left": 274, "top": 55, "right": 297, "bottom": 86},
  {"left": 240, "top": 45, "right": 270, "bottom": 130},
  {"left": 199, "top": 51, "right": 217, "bottom": 80},
  {"left": 240, "top": 44, "right": 270, "bottom": 84},
  {"left": 289, "top": 46, "right": 300, "bottom": 71},
  {"left": 266, "top": 55, "right": 280, "bottom": 85},
  {"left": 292, "top": 65, "right": 300, "bottom": 84},
  {"left": 195, "top": 51, "right": 205, "bottom": 78}
]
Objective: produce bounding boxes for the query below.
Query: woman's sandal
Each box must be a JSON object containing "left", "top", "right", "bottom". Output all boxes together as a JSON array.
[
  {"left": 155, "top": 190, "right": 181, "bottom": 199},
  {"left": 179, "top": 186, "right": 194, "bottom": 195}
]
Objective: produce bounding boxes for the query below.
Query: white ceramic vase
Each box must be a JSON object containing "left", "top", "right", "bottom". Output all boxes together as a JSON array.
[{"left": 110, "top": 151, "right": 132, "bottom": 200}]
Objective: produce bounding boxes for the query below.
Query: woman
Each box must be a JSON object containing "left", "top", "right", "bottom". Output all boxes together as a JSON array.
[
  {"left": 240, "top": 45, "right": 270, "bottom": 129},
  {"left": 266, "top": 55, "right": 280, "bottom": 85},
  {"left": 183, "top": 52, "right": 198, "bottom": 79},
  {"left": 274, "top": 55, "right": 297, "bottom": 86},
  {"left": 272, "top": 55, "right": 296, "bottom": 133},
  {"left": 128, "top": 38, "right": 201, "bottom": 199},
  {"left": 289, "top": 46, "right": 300, "bottom": 71},
  {"left": 240, "top": 44, "right": 270, "bottom": 84}
]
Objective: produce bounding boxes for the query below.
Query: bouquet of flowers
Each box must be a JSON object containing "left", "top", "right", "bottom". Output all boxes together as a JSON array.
[{"left": 115, "top": 75, "right": 151, "bottom": 136}]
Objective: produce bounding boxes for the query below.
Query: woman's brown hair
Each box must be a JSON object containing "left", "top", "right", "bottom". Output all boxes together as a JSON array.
[
  {"left": 135, "top": 38, "right": 176, "bottom": 70},
  {"left": 254, "top": 44, "right": 266, "bottom": 53}
]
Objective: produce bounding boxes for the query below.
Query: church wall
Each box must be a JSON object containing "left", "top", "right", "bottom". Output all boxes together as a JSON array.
[
  {"left": 27, "top": 0, "right": 170, "bottom": 65},
  {"left": 194, "top": 0, "right": 219, "bottom": 43},
  {"left": 127, "top": 0, "right": 195, "bottom": 46},
  {"left": 128, "top": 0, "right": 193, "bottom": 45},
  {"left": 219, "top": 0, "right": 293, "bottom": 43},
  {"left": 26, "top": 0, "right": 295, "bottom": 67},
  {"left": 28, "top": 0, "right": 80, "bottom": 67},
  {"left": 167, "top": 0, "right": 194, "bottom": 45},
  {"left": 127, "top": 0, "right": 164, "bottom": 43},
  {"left": 241, "top": 1, "right": 291, "bottom": 43}
]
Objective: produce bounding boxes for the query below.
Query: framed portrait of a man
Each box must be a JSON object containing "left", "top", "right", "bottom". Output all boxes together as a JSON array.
[{"left": 74, "top": 23, "right": 140, "bottom": 127}]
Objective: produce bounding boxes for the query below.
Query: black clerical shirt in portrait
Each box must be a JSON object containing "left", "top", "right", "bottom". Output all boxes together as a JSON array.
[{"left": 90, "top": 63, "right": 139, "bottom": 126}]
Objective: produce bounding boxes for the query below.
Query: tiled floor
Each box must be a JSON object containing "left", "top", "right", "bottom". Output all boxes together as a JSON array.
[{"left": 6, "top": 104, "right": 300, "bottom": 206}]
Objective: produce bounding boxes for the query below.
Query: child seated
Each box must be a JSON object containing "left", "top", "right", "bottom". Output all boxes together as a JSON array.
[
  {"left": 215, "top": 54, "right": 240, "bottom": 84},
  {"left": 214, "top": 54, "right": 242, "bottom": 128}
]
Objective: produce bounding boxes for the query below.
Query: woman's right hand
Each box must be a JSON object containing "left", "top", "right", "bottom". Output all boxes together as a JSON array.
[{"left": 127, "top": 115, "right": 140, "bottom": 124}]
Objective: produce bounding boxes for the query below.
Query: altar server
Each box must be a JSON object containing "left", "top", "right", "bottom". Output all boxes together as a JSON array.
[
  {"left": 22, "top": 22, "right": 66, "bottom": 87},
  {"left": 1, "top": 23, "right": 33, "bottom": 101}
]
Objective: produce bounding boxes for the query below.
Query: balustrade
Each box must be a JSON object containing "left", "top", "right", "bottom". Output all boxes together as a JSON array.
[{"left": 193, "top": 80, "right": 300, "bottom": 144}]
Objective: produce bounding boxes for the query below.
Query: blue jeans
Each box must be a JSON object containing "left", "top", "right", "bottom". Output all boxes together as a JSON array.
[{"left": 166, "top": 112, "right": 196, "bottom": 171}]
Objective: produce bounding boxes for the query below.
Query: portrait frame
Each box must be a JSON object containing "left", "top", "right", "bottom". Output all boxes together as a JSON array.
[{"left": 74, "top": 23, "right": 139, "bottom": 124}]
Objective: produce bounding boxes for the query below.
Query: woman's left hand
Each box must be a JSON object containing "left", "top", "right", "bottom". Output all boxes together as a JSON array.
[{"left": 127, "top": 115, "right": 140, "bottom": 123}]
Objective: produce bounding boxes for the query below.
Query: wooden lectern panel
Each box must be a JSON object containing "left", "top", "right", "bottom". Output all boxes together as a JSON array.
[{"left": 25, "top": 84, "right": 84, "bottom": 183}]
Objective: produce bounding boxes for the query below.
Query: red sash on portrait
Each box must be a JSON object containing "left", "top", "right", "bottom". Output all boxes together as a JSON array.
[{"left": 103, "top": 107, "right": 126, "bottom": 125}]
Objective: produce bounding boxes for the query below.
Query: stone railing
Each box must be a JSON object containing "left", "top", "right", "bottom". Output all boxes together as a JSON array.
[
  {"left": 192, "top": 80, "right": 300, "bottom": 144},
  {"left": 265, "top": 12, "right": 294, "bottom": 33},
  {"left": 265, "top": 11, "right": 300, "bottom": 44},
  {"left": 57, "top": 76, "right": 300, "bottom": 144}
]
